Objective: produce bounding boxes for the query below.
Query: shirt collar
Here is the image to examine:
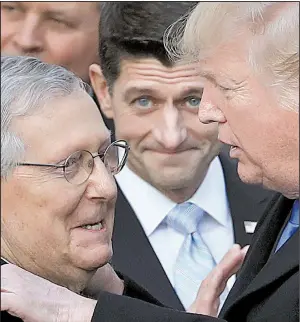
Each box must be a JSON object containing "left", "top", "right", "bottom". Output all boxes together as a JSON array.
[
  {"left": 189, "top": 156, "right": 230, "bottom": 227},
  {"left": 116, "top": 166, "right": 176, "bottom": 236},
  {"left": 116, "top": 156, "right": 230, "bottom": 236}
]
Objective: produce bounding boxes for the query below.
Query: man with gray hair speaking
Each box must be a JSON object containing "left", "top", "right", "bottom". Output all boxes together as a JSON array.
[{"left": 1, "top": 2, "right": 299, "bottom": 322}]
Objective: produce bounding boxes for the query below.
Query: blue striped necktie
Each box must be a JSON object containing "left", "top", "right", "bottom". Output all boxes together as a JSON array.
[
  {"left": 275, "top": 199, "right": 299, "bottom": 252},
  {"left": 166, "top": 202, "right": 217, "bottom": 309}
]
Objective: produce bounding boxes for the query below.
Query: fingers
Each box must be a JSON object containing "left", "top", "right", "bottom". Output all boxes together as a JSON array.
[
  {"left": 202, "top": 244, "right": 246, "bottom": 295},
  {"left": 212, "top": 244, "right": 249, "bottom": 284},
  {"left": 1, "top": 292, "right": 12, "bottom": 311},
  {"left": 1, "top": 292, "right": 19, "bottom": 315},
  {"left": 188, "top": 244, "right": 249, "bottom": 316},
  {"left": 241, "top": 245, "right": 250, "bottom": 256}
]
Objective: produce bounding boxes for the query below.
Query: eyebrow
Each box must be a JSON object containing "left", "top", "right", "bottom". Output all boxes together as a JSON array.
[
  {"left": 123, "top": 86, "right": 204, "bottom": 102},
  {"left": 43, "top": 10, "right": 71, "bottom": 19},
  {"left": 199, "top": 70, "right": 220, "bottom": 87},
  {"left": 42, "top": 4, "right": 83, "bottom": 21},
  {"left": 93, "top": 130, "right": 113, "bottom": 153},
  {"left": 123, "top": 87, "right": 159, "bottom": 102},
  {"left": 55, "top": 130, "right": 112, "bottom": 164},
  {"left": 175, "top": 87, "right": 204, "bottom": 98},
  {"left": 199, "top": 69, "right": 241, "bottom": 88}
]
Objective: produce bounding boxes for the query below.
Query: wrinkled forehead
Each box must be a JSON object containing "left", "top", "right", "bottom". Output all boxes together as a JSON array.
[
  {"left": 196, "top": 40, "right": 252, "bottom": 84},
  {"left": 117, "top": 58, "right": 204, "bottom": 96},
  {"left": 121, "top": 58, "right": 201, "bottom": 82}
]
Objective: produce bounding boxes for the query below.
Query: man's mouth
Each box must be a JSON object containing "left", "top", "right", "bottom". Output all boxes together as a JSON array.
[
  {"left": 80, "top": 221, "right": 104, "bottom": 231},
  {"left": 230, "top": 145, "right": 239, "bottom": 151},
  {"left": 151, "top": 148, "right": 195, "bottom": 155}
]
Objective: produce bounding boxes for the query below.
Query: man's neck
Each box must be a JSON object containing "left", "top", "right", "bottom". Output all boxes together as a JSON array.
[
  {"left": 159, "top": 184, "right": 200, "bottom": 204},
  {"left": 126, "top": 164, "right": 209, "bottom": 204}
]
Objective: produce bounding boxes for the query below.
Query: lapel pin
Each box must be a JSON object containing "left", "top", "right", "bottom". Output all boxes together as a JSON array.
[{"left": 244, "top": 221, "right": 257, "bottom": 234}]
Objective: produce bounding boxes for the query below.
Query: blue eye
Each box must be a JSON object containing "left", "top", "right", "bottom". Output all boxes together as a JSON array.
[
  {"left": 186, "top": 96, "right": 201, "bottom": 108},
  {"left": 136, "top": 97, "right": 152, "bottom": 109}
]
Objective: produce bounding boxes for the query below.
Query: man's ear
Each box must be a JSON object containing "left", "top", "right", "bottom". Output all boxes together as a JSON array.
[{"left": 89, "top": 64, "right": 114, "bottom": 119}]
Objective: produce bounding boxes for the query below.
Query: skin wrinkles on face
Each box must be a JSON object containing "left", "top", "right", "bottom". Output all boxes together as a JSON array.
[
  {"left": 1, "top": 91, "right": 117, "bottom": 293},
  {"left": 197, "top": 42, "right": 299, "bottom": 198},
  {"left": 93, "top": 58, "right": 221, "bottom": 203}
]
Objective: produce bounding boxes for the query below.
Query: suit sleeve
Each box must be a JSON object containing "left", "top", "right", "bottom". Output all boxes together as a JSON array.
[
  {"left": 92, "top": 291, "right": 226, "bottom": 322},
  {"left": 121, "top": 273, "right": 164, "bottom": 306}
]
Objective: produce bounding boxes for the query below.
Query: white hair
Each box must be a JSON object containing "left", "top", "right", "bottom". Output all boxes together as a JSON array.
[
  {"left": 164, "top": 2, "right": 299, "bottom": 112},
  {"left": 1, "top": 55, "right": 89, "bottom": 178}
]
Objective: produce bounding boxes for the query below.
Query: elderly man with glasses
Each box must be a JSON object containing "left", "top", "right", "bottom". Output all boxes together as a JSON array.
[{"left": 0, "top": 55, "right": 131, "bottom": 322}]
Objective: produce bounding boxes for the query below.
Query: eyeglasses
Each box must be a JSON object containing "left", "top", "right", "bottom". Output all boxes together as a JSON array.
[{"left": 17, "top": 140, "right": 130, "bottom": 185}]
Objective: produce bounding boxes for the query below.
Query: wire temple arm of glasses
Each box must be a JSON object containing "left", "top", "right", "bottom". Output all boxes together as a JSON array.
[
  {"left": 114, "top": 141, "right": 130, "bottom": 149},
  {"left": 17, "top": 162, "right": 65, "bottom": 168},
  {"left": 17, "top": 141, "right": 130, "bottom": 168}
]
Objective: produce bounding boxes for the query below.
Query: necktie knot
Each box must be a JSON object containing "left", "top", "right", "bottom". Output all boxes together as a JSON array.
[{"left": 166, "top": 202, "right": 204, "bottom": 235}]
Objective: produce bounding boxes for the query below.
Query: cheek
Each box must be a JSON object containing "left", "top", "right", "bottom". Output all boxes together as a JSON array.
[
  {"left": 43, "top": 34, "right": 78, "bottom": 63},
  {"left": 113, "top": 107, "right": 152, "bottom": 142},
  {"left": 191, "top": 122, "right": 219, "bottom": 148},
  {"left": 14, "top": 182, "right": 81, "bottom": 232},
  {"left": 42, "top": 32, "right": 91, "bottom": 67},
  {"left": 1, "top": 19, "right": 16, "bottom": 48}
]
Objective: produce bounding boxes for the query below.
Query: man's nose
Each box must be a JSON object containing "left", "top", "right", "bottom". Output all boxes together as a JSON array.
[
  {"left": 85, "top": 158, "right": 117, "bottom": 202},
  {"left": 198, "top": 100, "right": 226, "bottom": 125},
  {"left": 152, "top": 105, "right": 187, "bottom": 150},
  {"left": 13, "top": 16, "right": 43, "bottom": 54}
]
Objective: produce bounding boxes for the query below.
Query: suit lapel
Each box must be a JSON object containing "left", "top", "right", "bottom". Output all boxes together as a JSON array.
[
  {"left": 221, "top": 196, "right": 296, "bottom": 317},
  {"left": 219, "top": 150, "right": 275, "bottom": 247},
  {"left": 239, "top": 231, "right": 298, "bottom": 299},
  {"left": 112, "top": 185, "right": 184, "bottom": 310}
]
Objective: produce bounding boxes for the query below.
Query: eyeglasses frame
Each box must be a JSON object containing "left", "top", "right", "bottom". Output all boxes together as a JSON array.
[{"left": 17, "top": 139, "right": 130, "bottom": 184}]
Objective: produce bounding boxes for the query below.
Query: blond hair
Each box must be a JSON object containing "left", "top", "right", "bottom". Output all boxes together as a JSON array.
[{"left": 164, "top": 2, "right": 299, "bottom": 112}]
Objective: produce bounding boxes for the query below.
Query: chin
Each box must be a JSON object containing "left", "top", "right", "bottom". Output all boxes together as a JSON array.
[
  {"left": 152, "top": 170, "right": 198, "bottom": 191},
  {"left": 237, "top": 162, "right": 263, "bottom": 186},
  {"left": 73, "top": 243, "right": 113, "bottom": 271}
]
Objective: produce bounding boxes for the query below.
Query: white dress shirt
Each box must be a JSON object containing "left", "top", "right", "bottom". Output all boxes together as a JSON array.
[{"left": 116, "top": 156, "right": 236, "bottom": 305}]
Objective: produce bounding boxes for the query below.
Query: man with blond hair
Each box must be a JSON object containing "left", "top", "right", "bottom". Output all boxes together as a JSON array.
[
  {"left": 1, "top": 2, "right": 298, "bottom": 322},
  {"left": 166, "top": 2, "right": 299, "bottom": 321}
]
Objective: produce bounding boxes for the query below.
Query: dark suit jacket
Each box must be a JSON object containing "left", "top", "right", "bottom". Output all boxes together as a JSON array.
[
  {"left": 91, "top": 195, "right": 298, "bottom": 322},
  {"left": 220, "top": 195, "right": 299, "bottom": 322},
  {"left": 93, "top": 285, "right": 225, "bottom": 322},
  {"left": 112, "top": 150, "right": 276, "bottom": 309}
]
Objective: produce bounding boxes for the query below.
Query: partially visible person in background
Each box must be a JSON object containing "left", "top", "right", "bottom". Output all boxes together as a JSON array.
[
  {"left": 0, "top": 1, "right": 114, "bottom": 130},
  {"left": 1, "top": 1, "right": 99, "bottom": 82},
  {"left": 89, "top": 1, "right": 275, "bottom": 310}
]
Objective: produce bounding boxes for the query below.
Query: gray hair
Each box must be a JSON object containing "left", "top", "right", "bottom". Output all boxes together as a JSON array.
[{"left": 1, "top": 55, "right": 89, "bottom": 178}]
